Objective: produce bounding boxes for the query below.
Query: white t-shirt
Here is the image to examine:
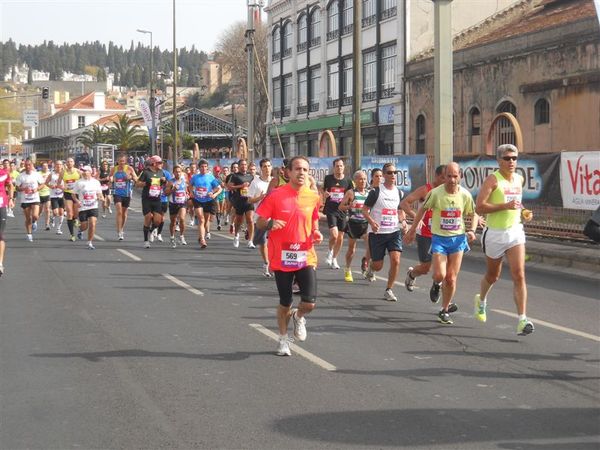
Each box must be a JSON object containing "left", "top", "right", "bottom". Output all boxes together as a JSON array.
[
  {"left": 364, "top": 184, "right": 402, "bottom": 234},
  {"left": 48, "top": 172, "right": 64, "bottom": 198},
  {"left": 248, "top": 176, "right": 271, "bottom": 211},
  {"left": 73, "top": 178, "right": 102, "bottom": 211},
  {"left": 16, "top": 171, "right": 45, "bottom": 204}
]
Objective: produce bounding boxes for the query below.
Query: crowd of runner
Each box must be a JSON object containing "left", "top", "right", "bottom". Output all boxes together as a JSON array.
[{"left": 0, "top": 144, "right": 535, "bottom": 356}]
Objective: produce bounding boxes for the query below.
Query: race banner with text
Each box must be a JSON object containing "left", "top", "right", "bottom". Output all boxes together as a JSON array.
[
  {"left": 455, "top": 154, "right": 562, "bottom": 207},
  {"left": 560, "top": 151, "right": 600, "bottom": 211}
]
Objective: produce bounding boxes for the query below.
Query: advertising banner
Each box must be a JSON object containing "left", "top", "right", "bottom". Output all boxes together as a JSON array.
[
  {"left": 455, "top": 154, "right": 562, "bottom": 206},
  {"left": 361, "top": 155, "right": 427, "bottom": 197},
  {"left": 560, "top": 151, "right": 600, "bottom": 210}
]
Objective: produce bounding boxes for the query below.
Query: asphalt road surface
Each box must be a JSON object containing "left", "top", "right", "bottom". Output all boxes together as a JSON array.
[{"left": 1, "top": 200, "right": 598, "bottom": 449}]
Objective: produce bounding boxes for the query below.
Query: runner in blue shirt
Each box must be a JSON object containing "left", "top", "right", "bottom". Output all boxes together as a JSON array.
[
  {"left": 188, "top": 159, "right": 222, "bottom": 248},
  {"left": 110, "top": 154, "right": 137, "bottom": 241}
]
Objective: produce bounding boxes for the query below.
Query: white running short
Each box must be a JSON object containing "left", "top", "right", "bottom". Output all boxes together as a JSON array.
[{"left": 481, "top": 224, "right": 526, "bottom": 260}]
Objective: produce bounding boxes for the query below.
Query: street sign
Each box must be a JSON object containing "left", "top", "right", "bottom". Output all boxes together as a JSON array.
[{"left": 23, "top": 110, "right": 39, "bottom": 127}]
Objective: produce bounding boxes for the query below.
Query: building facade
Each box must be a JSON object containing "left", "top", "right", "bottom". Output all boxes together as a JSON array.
[
  {"left": 405, "top": 0, "right": 600, "bottom": 156},
  {"left": 265, "top": 0, "right": 405, "bottom": 158}
]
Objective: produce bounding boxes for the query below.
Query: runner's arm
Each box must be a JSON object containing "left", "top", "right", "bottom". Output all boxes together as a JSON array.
[
  {"left": 475, "top": 175, "right": 507, "bottom": 215},
  {"left": 400, "top": 185, "right": 427, "bottom": 219},
  {"left": 338, "top": 190, "right": 354, "bottom": 212}
]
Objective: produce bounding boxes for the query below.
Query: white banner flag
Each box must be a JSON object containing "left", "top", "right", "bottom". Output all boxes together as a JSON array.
[
  {"left": 139, "top": 99, "right": 153, "bottom": 129},
  {"left": 560, "top": 151, "right": 600, "bottom": 210}
]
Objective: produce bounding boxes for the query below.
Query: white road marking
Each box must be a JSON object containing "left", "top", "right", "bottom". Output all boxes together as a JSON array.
[
  {"left": 162, "top": 273, "right": 204, "bottom": 296},
  {"left": 352, "top": 271, "right": 408, "bottom": 288},
  {"left": 117, "top": 248, "right": 142, "bottom": 262},
  {"left": 249, "top": 323, "right": 337, "bottom": 372},
  {"left": 94, "top": 234, "right": 105, "bottom": 242},
  {"left": 492, "top": 308, "right": 600, "bottom": 342}
]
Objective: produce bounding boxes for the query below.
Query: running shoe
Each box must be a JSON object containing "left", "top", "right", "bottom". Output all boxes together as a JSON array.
[
  {"left": 344, "top": 268, "right": 354, "bottom": 282},
  {"left": 144, "top": 241, "right": 151, "bottom": 248},
  {"left": 118, "top": 232, "right": 124, "bottom": 241},
  {"left": 216, "top": 225, "right": 222, "bottom": 231},
  {"left": 170, "top": 237, "right": 177, "bottom": 248},
  {"left": 430, "top": 282, "right": 442, "bottom": 303},
  {"left": 405, "top": 267, "right": 416, "bottom": 292},
  {"left": 69, "top": 235, "right": 76, "bottom": 242},
  {"left": 517, "top": 319, "right": 535, "bottom": 336},
  {"left": 56, "top": 229, "right": 63, "bottom": 235},
  {"left": 7, "top": 209, "right": 14, "bottom": 218},
  {"left": 292, "top": 282, "right": 301, "bottom": 294},
  {"left": 200, "top": 240, "right": 207, "bottom": 249},
  {"left": 331, "top": 258, "right": 340, "bottom": 269},
  {"left": 276, "top": 336, "right": 292, "bottom": 356},
  {"left": 32, "top": 221, "right": 38, "bottom": 232},
  {"left": 360, "top": 257, "right": 368, "bottom": 275},
  {"left": 102, "top": 214, "right": 107, "bottom": 219},
  {"left": 180, "top": 236, "right": 188, "bottom": 246},
  {"left": 175, "top": 224, "right": 180, "bottom": 232},
  {"left": 474, "top": 294, "right": 487, "bottom": 322},
  {"left": 0, "top": 264, "right": 4, "bottom": 277},
  {"left": 292, "top": 309, "right": 307, "bottom": 341},
  {"left": 325, "top": 251, "right": 333, "bottom": 267},
  {"left": 233, "top": 234, "right": 240, "bottom": 248},
  {"left": 45, "top": 225, "right": 51, "bottom": 231},
  {"left": 156, "top": 234, "right": 163, "bottom": 243},
  {"left": 365, "top": 267, "right": 376, "bottom": 282},
  {"left": 188, "top": 219, "right": 195, "bottom": 227},
  {"left": 247, "top": 241, "right": 256, "bottom": 249},
  {"left": 438, "top": 310, "right": 453, "bottom": 325},
  {"left": 384, "top": 288, "right": 398, "bottom": 302},
  {"left": 26, "top": 234, "right": 33, "bottom": 242},
  {"left": 205, "top": 232, "right": 211, "bottom": 240},
  {"left": 448, "top": 303, "right": 458, "bottom": 314},
  {"left": 51, "top": 217, "right": 55, "bottom": 228},
  {"left": 108, "top": 207, "right": 113, "bottom": 214},
  {"left": 88, "top": 242, "right": 95, "bottom": 250},
  {"left": 77, "top": 230, "right": 83, "bottom": 240},
  {"left": 262, "top": 263, "right": 272, "bottom": 277},
  {"left": 74, "top": 219, "right": 80, "bottom": 228}
]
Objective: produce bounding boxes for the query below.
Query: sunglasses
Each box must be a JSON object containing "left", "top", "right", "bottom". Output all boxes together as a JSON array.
[
  {"left": 502, "top": 156, "right": 518, "bottom": 161},
  {"left": 385, "top": 170, "right": 398, "bottom": 175}
]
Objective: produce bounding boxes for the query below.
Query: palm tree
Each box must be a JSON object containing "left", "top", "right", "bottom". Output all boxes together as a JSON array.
[
  {"left": 106, "top": 114, "right": 147, "bottom": 153},
  {"left": 76, "top": 124, "right": 108, "bottom": 149}
]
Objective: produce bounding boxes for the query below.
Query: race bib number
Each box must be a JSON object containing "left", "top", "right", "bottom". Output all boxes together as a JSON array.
[
  {"left": 195, "top": 186, "right": 208, "bottom": 199},
  {"left": 440, "top": 209, "right": 462, "bottom": 231},
  {"left": 380, "top": 208, "right": 398, "bottom": 229},
  {"left": 240, "top": 186, "right": 249, "bottom": 197},
  {"left": 101, "top": 184, "right": 109, "bottom": 190},
  {"left": 149, "top": 178, "right": 161, "bottom": 198},
  {"left": 329, "top": 187, "right": 345, "bottom": 203},
  {"left": 115, "top": 181, "right": 127, "bottom": 190},
  {"left": 504, "top": 187, "right": 522, "bottom": 208},
  {"left": 23, "top": 184, "right": 37, "bottom": 202},
  {"left": 53, "top": 188, "right": 63, "bottom": 196},
  {"left": 82, "top": 192, "right": 96, "bottom": 209},
  {"left": 352, "top": 199, "right": 365, "bottom": 220},
  {"left": 174, "top": 191, "right": 187, "bottom": 204},
  {"left": 281, "top": 242, "right": 309, "bottom": 269},
  {"left": 65, "top": 180, "right": 75, "bottom": 191}
]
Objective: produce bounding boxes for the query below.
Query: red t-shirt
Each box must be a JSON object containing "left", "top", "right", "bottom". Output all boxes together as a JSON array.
[
  {"left": 0, "top": 169, "right": 11, "bottom": 209},
  {"left": 256, "top": 184, "right": 320, "bottom": 272}
]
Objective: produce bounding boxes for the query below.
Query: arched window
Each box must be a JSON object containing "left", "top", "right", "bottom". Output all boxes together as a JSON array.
[
  {"left": 416, "top": 114, "right": 426, "bottom": 154},
  {"left": 496, "top": 100, "right": 517, "bottom": 116},
  {"left": 272, "top": 26, "right": 281, "bottom": 61},
  {"left": 495, "top": 100, "right": 517, "bottom": 146},
  {"left": 470, "top": 107, "right": 481, "bottom": 136},
  {"left": 282, "top": 21, "right": 292, "bottom": 57},
  {"left": 309, "top": 7, "right": 321, "bottom": 46},
  {"left": 534, "top": 98, "right": 550, "bottom": 125},
  {"left": 327, "top": 1, "right": 339, "bottom": 41},
  {"left": 297, "top": 14, "right": 308, "bottom": 51}
]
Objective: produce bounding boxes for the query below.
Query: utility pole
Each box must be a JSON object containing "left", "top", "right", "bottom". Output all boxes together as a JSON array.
[
  {"left": 246, "top": 0, "right": 259, "bottom": 161},
  {"left": 137, "top": 29, "right": 156, "bottom": 156},
  {"left": 433, "top": 0, "right": 454, "bottom": 166},
  {"left": 352, "top": 0, "right": 363, "bottom": 173},
  {"left": 172, "top": 0, "right": 178, "bottom": 166}
]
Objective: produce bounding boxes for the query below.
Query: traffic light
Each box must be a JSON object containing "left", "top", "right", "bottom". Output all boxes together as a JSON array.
[{"left": 41, "top": 87, "right": 49, "bottom": 100}]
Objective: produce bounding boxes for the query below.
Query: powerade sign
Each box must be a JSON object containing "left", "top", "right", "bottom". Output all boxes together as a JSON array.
[
  {"left": 361, "top": 155, "right": 427, "bottom": 196},
  {"left": 457, "top": 157, "right": 544, "bottom": 200}
]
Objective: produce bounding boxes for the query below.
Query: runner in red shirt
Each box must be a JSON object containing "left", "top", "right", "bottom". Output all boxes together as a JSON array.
[
  {"left": 256, "top": 156, "right": 323, "bottom": 356},
  {"left": 0, "top": 165, "right": 15, "bottom": 276}
]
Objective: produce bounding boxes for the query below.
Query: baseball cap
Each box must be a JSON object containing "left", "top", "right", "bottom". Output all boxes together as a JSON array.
[
  {"left": 150, "top": 155, "right": 162, "bottom": 163},
  {"left": 213, "top": 166, "right": 222, "bottom": 173},
  {"left": 82, "top": 165, "right": 92, "bottom": 172}
]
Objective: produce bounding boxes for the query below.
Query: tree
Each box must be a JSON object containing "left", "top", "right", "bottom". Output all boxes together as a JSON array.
[
  {"left": 77, "top": 124, "right": 108, "bottom": 149},
  {"left": 216, "top": 20, "right": 268, "bottom": 155},
  {"left": 106, "top": 115, "right": 147, "bottom": 152}
]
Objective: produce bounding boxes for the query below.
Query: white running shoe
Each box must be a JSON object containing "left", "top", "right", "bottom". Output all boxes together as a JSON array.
[
  {"left": 331, "top": 258, "right": 340, "bottom": 270},
  {"left": 188, "top": 219, "right": 195, "bottom": 227},
  {"left": 325, "top": 251, "right": 333, "bottom": 267},
  {"left": 262, "top": 263, "right": 272, "bottom": 277},
  {"left": 233, "top": 234, "right": 240, "bottom": 248},
  {"left": 180, "top": 236, "right": 188, "bottom": 246},
  {"left": 144, "top": 241, "right": 151, "bottom": 248},
  {"left": 247, "top": 241, "right": 256, "bottom": 249},
  {"left": 149, "top": 229, "right": 156, "bottom": 243},
  {"left": 108, "top": 207, "right": 113, "bottom": 214},
  {"left": 26, "top": 234, "right": 33, "bottom": 242},
  {"left": 118, "top": 232, "right": 124, "bottom": 241},
  {"left": 6, "top": 209, "right": 14, "bottom": 218},
  {"left": 157, "top": 234, "right": 163, "bottom": 243},
  {"left": 56, "top": 228, "right": 63, "bottom": 235},
  {"left": 170, "top": 236, "right": 177, "bottom": 248},
  {"left": 384, "top": 288, "right": 398, "bottom": 302},
  {"left": 175, "top": 224, "right": 180, "bottom": 232},
  {"left": 32, "top": 221, "right": 38, "bottom": 232},
  {"left": 102, "top": 214, "right": 107, "bottom": 219},
  {"left": 276, "top": 336, "right": 292, "bottom": 356},
  {"left": 88, "top": 242, "right": 95, "bottom": 250},
  {"left": 0, "top": 264, "right": 4, "bottom": 276},
  {"left": 292, "top": 309, "right": 307, "bottom": 341},
  {"left": 205, "top": 232, "right": 211, "bottom": 240}
]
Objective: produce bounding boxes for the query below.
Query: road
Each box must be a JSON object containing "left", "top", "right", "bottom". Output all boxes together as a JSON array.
[{"left": 1, "top": 200, "right": 598, "bottom": 449}]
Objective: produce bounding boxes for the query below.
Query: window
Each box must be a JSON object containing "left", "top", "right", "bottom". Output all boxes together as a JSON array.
[
  {"left": 327, "top": 1, "right": 339, "bottom": 41},
  {"left": 309, "top": 66, "right": 321, "bottom": 112},
  {"left": 341, "top": 0, "right": 353, "bottom": 35},
  {"left": 363, "top": 50, "right": 376, "bottom": 102},
  {"left": 272, "top": 27, "right": 281, "bottom": 61},
  {"left": 495, "top": 100, "right": 517, "bottom": 146},
  {"left": 309, "top": 8, "right": 321, "bottom": 47},
  {"left": 363, "top": 0, "right": 376, "bottom": 27},
  {"left": 273, "top": 78, "right": 281, "bottom": 118},
  {"left": 416, "top": 114, "right": 426, "bottom": 154},
  {"left": 497, "top": 100, "right": 517, "bottom": 116},
  {"left": 283, "top": 75, "right": 292, "bottom": 117},
  {"left": 78, "top": 116, "right": 85, "bottom": 128},
  {"left": 381, "top": 0, "right": 397, "bottom": 20},
  {"left": 342, "top": 57, "right": 353, "bottom": 105},
  {"left": 534, "top": 98, "right": 550, "bottom": 125},
  {"left": 380, "top": 44, "right": 396, "bottom": 98},
  {"left": 282, "top": 22, "right": 292, "bottom": 57},
  {"left": 470, "top": 107, "right": 481, "bottom": 136},
  {"left": 298, "top": 70, "right": 308, "bottom": 114},
  {"left": 327, "top": 62, "right": 339, "bottom": 109},
  {"left": 298, "top": 14, "right": 308, "bottom": 51}
]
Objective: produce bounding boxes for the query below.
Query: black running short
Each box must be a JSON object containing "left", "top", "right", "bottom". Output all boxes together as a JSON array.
[
  {"left": 274, "top": 266, "right": 317, "bottom": 307},
  {"left": 346, "top": 220, "right": 368, "bottom": 239},
  {"left": 39, "top": 195, "right": 50, "bottom": 204},
  {"left": 169, "top": 203, "right": 185, "bottom": 216},
  {"left": 78, "top": 208, "right": 99, "bottom": 222},
  {"left": 50, "top": 197, "right": 65, "bottom": 210},
  {"left": 113, "top": 195, "right": 131, "bottom": 208},
  {"left": 142, "top": 198, "right": 163, "bottom": 215},
  {"left": 193, "top": 199, "right": 216, "bottom": 215}
]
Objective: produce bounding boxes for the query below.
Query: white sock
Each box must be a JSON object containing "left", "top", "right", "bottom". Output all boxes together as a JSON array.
[{"left": 518, "top": 314, "right": 527, "bottom": 321}]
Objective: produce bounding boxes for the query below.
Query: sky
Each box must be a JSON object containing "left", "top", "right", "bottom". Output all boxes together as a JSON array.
[{"left": 0, "top": 0, "right": 253, "bottom": 53}]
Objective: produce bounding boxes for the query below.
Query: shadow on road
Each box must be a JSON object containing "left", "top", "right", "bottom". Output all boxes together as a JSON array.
[{"left": 30, "top": 349, "right": 272, "bottom": 362}]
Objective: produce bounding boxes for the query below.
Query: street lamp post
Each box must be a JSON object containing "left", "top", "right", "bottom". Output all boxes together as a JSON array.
[
  {"left": 137, "top": 28, "right": 156, "bottom": 156},
  {"left": 172, "top": 0, "right": 178, "bottom": 167}
]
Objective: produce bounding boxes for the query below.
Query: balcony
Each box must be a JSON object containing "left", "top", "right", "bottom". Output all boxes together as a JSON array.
[
  {"left": 327, "top": 99, "right": 339, "bottom": 109},
  {"left": 297, "top": 42, "right": 308, "bottom": 52},
  {"left": 309, "top": 36, "right": 321, "bottom": 48},
  {"left": 273, "top": 110, "right": 282, "bottom": 119},
  {"left": 341, "top": 24, "right": 353, "bottom": 35},
  {"left": 380, "top": 87, "right": 395, "bottom": 99},
  {"left": 326, "top": 30, "right": 339, "bottom": 41},
  {"left": 297, "top": 105, "right": 308, "bottom": 115},
  {"left": 341, "top": 96, "right": 353, "bottom": 106},
  {"left": 282, "top": 107, "right": 291, "bottom": 117},
  {"left": 362, "top": 15, "right": 376, "bottom": 27},
  {"left": 309, "top": 102, "right": 319, "bottom": 112},
  {"left": 380, "top": 6, "right": 397, "bottom": 21},
  {"left": 282, "top": 47, "right": 292, "bottom": 58},
  {"left": 362, "top": 91, "right": 377, "bottom": 102},
  {"left": 272, "top": 52, "right": 280, "bottom": 62}
]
